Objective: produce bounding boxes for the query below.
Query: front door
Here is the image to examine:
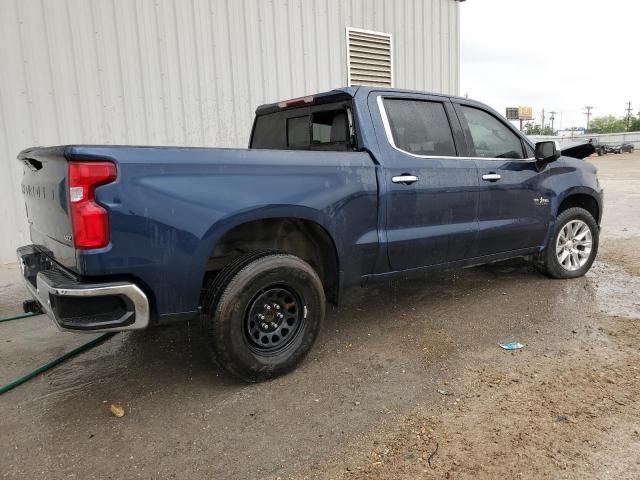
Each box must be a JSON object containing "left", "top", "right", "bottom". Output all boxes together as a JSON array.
[
  {"left": 372, "top": 94, "right": 479, "bottom": 271},
  {"left": 454, "top": 103, "right": 551, "bottom": 257}
]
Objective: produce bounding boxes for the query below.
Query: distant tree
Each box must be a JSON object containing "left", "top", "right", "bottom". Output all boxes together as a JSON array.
[
  {"left": 523, "top": 122, "right": 557, "bottom": 135},
  {"left": 522, "top": 122, "right": 537, "bottom": 135},
  {"left": 629, "top": 114, "right": 640, "bottom": 132},
  {"left": 588, "top": 115, "right": 627, "bottom": 134}
]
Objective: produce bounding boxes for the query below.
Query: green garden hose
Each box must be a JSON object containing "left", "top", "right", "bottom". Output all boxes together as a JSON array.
[
  {"left": 0, "top": 312, "right": 116, "bottom": 395},
  {"left": 0, "top": 312, "right": 36, "bottom": 323}
]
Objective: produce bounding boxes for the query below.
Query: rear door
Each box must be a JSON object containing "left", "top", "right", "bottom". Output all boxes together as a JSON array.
[
  {"left": 453, "top": 102, "right": 550, "bottom": 256},
  {"left": 370, "top": 92, "right": 479, "bottom": 271}
]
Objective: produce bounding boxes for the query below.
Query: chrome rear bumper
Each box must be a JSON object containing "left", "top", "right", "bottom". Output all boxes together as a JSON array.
[{"left": 17, "top": 245, "right": 149, "bottom": 332}]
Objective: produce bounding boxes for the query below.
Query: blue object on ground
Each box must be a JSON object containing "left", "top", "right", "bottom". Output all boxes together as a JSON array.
[{"left": 499, "top": 341, "right": 524, "bottom": 350}]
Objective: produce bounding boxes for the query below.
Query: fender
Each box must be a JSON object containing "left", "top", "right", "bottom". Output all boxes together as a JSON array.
[
  {"left": 197, "top": 205, "right": 340, "bottom": 261},
  {"left": 554, "top": 186, "right": 603, "bottom": 221},
  {"left": 540, "top": 186, "right": 603, "bottom": 251},
  {"left": 190, "top": 205, "right": 343, "bottom": 304}
]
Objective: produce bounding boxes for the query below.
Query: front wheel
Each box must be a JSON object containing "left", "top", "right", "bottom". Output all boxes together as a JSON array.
[
  {"left": 202, "top": 252, "right": 325, "bottom": 382},
  {"left": 541, "top": 207, "right": 599, "bottom": 279}
]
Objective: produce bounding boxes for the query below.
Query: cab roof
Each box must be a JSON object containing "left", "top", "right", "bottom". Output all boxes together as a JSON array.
[{"left": 254, "top": 86, "right": 462, "bottom": 116}]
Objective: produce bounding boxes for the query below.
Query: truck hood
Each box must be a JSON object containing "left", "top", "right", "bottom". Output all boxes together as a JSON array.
[{"left": 559, "top": 141, "right": 596, "bottom": 160}]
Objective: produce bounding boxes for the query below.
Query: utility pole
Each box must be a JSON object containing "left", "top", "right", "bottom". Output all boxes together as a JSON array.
[
  {"left": 584, "top": 106, "right": 594, "bottom": 132},
  {"left": 541, "top": 108, "right": 545, "bottom": 130},
  {"left": 625, "top": 101, "right": 632, "bottom": 130},
  {"left": 549, "top": 111, "right": 557, "bottom": 132}
]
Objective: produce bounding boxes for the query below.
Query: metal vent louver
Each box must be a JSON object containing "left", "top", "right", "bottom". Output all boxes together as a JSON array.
[{"left": 346, "top": 28, "right": 393, "bottom": 87}]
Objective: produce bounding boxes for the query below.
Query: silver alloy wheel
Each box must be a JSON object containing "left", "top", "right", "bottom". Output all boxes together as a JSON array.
[{"left": 555, "top": 219, "right": 593, "bottom": 271}]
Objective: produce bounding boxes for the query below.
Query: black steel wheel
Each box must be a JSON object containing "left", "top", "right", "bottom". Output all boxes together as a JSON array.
[
  {"left": 245, "top": 286, "right": 304, "bottom": 354},
  {"left": 202, "top": 252, "right": 325, "bottom": 382}
]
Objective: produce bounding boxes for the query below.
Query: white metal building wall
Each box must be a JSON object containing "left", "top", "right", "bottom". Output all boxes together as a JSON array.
[{"left": 0, "top": 0, "right": 460, "bottom": 264}]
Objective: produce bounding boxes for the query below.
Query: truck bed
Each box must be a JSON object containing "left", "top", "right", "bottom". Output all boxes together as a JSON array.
[{"left": 18, "top": 145, "right": 379, "bottom": 322}]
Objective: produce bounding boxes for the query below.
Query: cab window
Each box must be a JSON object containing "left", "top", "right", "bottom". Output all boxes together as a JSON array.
[
  {"left": 459, "top": 106, "right": 524, "bottom": 159},
  {"left": 383, "top": 99, "right": 457, "bottom": 157}
]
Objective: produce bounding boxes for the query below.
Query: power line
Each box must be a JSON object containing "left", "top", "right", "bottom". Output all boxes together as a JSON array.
[{"left": 584, "top": 106, "right": 594, "bottom": 132}]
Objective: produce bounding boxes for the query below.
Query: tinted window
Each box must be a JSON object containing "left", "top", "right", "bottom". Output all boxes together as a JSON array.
[
  {"left": 251, "top": 112, "right": 287, "bottom": 149},
  {"left": 524, "top": 142, "right": 535, "bottom": 158},
  {"left": 286, "top": 111, "right": 350, "bottom": 148},
  {"left": 287, "top": 116, "right": 309, "bottom": 147},
  {"left": 383, "top": 99, "right": 457, "bottom": 157},
  {"left": 312, "top": 110, "right": 348, "bottom": 145},
  {"left": 460, "top": 106, "right": 524, "bottom": 159},
  {"left": 251, "top": 104, "right": 352, "bottom": 151}
]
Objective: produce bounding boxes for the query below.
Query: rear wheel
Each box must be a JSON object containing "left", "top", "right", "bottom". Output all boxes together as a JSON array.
[
  {"left": 202, "top": 252, "right": 325, "bottom": 382},
  {"left": 541, "top": 207, "right": 599, "bottom": 279}
]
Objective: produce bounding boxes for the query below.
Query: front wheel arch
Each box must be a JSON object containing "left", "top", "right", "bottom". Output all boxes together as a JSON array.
[{"left": 556, "top": 192, "right": 601, "bottom": 224}]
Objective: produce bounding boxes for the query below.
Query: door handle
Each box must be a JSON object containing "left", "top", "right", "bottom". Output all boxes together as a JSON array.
[
  {"left": 392, "top": 174, "right": 418, "bottom": 185},
  {"left": 482, "top": 173, "right": 501, "bottom": 182}
]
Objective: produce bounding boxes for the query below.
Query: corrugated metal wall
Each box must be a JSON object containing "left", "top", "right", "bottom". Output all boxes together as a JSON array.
[{"left": 0, "top": 0, "right": 460, "bottom": 264}]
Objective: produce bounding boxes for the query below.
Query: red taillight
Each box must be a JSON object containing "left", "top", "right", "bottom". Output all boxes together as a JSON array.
[
  {"left": 277, "top": 95, "right": 314, "bottom": 109},
  {"left": 68, "top": 161, "right": 117, "bottom": 249}
]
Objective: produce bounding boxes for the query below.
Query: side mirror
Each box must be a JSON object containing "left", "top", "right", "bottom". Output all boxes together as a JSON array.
[{"left": 534, "top": 141, "right": 560, "bottom": 163}]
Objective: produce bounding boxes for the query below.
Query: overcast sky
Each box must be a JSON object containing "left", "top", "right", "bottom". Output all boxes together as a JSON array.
[{"left": 460, "top": 0, "right": 638, "bottom": 130}]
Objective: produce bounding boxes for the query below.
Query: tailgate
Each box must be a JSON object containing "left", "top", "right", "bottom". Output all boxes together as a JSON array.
[{"left": 18, "top": 146, "right": 76, "bottom": 269}]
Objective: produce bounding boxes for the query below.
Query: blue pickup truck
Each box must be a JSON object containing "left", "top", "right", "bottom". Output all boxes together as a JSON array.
[{"left": 17, "top": 87, "right": 602, "bottom": 381}]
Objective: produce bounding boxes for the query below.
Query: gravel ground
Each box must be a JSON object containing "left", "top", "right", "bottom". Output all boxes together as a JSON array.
[{"left": 1, "top": 152, "right": 639, "bottom": 479}]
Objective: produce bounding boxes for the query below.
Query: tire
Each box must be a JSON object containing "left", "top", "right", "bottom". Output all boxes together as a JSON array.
[
  {"left": 202, "top": 252, "right": 325, "bottom": 382},
  {"left": 541, "top": 207, "right": 599, "bottom": 279}
]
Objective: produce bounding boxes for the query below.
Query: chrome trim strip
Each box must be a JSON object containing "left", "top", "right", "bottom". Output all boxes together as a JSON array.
[{"left": 376, "top": 95, "right": 536, "bottom": 162}]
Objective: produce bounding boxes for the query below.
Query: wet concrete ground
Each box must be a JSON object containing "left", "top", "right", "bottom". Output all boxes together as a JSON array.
[{"left": 1, "top": 153, "right": 639, "bottom": 479}]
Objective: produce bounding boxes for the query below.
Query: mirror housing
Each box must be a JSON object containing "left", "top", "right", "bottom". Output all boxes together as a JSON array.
[{"left": 534, "top": 141, "right": 561, "bottom": 164}]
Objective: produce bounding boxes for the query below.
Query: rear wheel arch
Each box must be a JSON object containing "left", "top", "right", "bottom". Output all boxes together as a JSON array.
[{"left": 202, "top": 217, "right": 340, "bottom": 304}]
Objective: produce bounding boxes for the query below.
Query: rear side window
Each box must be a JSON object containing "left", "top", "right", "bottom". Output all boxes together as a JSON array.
[
  {"left": 383, "top": 99, "right": 457, "bottom": 157},
  {"left": 459, "top": 106, "right": 524, "bottom": 159},
  {"left": 251, "top": 105, "right": 353, "bottom": 151}
]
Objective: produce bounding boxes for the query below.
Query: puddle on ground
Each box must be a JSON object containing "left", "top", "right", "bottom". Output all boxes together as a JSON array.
[{"left": 587, "top": 261, "right": 640, "bottom": 320}]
